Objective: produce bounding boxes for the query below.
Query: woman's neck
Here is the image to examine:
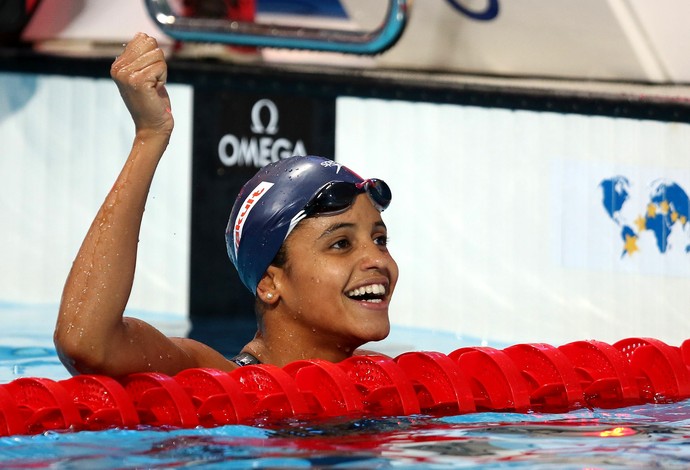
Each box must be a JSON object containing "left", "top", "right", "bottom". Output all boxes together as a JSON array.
[{"left": 244, "top": 325, "right": 359, "bottom": 368}]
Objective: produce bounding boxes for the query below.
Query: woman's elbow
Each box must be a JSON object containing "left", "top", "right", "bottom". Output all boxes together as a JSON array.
[{"left": 53, "top": 328, "right": 109, "bottom": 375}]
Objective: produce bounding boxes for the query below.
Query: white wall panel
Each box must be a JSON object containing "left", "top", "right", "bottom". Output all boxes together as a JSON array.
[
  {"left": 0, "top": 73, "right": 192, "bottom": 319},
  {"left": 337, "top": 96, "right": 690, "bottom": 345}
]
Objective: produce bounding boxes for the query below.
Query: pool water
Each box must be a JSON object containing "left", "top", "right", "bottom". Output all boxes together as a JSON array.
[
  {"left": 1, "top": 403, "right": 690, "bottom": 468},
  {"left": 2, "top": 305, "right": 690, "bottom": 468}
]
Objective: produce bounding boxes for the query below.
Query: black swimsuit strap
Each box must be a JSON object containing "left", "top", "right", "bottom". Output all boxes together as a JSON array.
[{"left": 230, "top": 352, "right": 261, "bottom": 367}]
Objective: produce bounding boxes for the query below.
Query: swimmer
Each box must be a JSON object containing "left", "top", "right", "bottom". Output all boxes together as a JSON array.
[{"left": 54, "top": 33, "right": 398, "bottom": 377}]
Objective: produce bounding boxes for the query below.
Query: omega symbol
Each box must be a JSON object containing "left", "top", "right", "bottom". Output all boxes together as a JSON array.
[{"left": 250, "top": 99, "right": 279, "bottom": 135}]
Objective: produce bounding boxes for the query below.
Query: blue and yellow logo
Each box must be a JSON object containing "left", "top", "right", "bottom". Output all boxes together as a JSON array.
[{"left": 600, "top": 177, "right": 690, "bottom": 257}]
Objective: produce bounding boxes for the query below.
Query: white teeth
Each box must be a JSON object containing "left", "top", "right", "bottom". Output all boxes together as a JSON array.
[{"left": 346, "top": 283, "right": 386, "bottom": 300}]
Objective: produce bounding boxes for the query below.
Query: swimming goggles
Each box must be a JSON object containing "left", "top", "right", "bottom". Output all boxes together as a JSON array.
[{"left": 303, "top": 178, "right": 392, "bottom": 217}]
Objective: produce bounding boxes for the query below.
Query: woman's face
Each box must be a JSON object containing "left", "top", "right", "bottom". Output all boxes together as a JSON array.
[{"left": 274, "top": 193, "right": 399, "bottom": 351}]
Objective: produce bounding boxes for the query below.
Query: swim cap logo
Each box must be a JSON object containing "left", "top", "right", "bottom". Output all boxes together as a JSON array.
[
  {"left": 218, "top": 98, "right": 308, "bottom": 168},
  {"left": 320, "top": 160, "right": 343, "bottom": 173},
  {"left": 234, "top": 181, "right": 274, "bottom": 251}
]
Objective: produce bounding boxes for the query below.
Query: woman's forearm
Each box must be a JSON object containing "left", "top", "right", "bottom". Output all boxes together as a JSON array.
[{"left": 55, "top": 132, "right": 169, "bottom": 373}]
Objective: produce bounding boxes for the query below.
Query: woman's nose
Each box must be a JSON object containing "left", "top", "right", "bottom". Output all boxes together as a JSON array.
[{"left": 358, "top": 240, "right": 388, "bottom": 271}]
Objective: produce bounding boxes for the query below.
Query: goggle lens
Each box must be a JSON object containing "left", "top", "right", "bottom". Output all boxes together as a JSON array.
[{"left": 305, "top": 178, "right": 391, "bottom": 217}]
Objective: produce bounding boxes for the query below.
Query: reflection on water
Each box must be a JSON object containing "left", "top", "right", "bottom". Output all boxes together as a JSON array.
[
  {"left": 1, "top": 305, "right": 689, "bottom": 467},
  {"left": 0, "top": 403, "right": 689, "bottom": 468},
  {"left": 0, "top": 345, "right": 66, "bottom": 383}
]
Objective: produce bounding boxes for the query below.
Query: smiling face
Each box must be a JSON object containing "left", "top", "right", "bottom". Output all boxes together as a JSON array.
[{"left": 263, "top": 193, "right": 399, "bottom": 359}]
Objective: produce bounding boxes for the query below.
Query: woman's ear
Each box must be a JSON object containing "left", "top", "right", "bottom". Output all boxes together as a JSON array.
[{"left": 256, "top": 266, "right": 281, "bottom": 304}]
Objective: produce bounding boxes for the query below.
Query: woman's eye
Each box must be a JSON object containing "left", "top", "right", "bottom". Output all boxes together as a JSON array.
[
  {"left": 374, "top": 234, "right": 388, "bottom": 246},
  {"left": 331, "top": 239, "right": 351, "bottom": 250}
]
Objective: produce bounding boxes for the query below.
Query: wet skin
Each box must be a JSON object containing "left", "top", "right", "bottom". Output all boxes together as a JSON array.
[
  {"left": 247, "top": 193, "right": 399, "bottom": 366},
  {"left": 54, "top": 33, "right": 397, "bottom": 377}
]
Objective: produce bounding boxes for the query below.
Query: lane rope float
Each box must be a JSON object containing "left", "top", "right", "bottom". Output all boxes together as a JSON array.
[{"left": 1, "top": 337, "right": 689, "bottom": 436}]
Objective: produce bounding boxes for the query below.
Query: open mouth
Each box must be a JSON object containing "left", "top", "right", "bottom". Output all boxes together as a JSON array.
[{"left": 345, "top": 283, "right": 387, "bottom": 304}]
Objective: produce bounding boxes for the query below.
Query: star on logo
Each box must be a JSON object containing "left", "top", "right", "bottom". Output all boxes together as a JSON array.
[{"left": 623, "top": 233, "right": 639, "bottom": 257}]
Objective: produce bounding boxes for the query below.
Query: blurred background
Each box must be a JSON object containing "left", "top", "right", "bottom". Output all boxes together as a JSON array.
[
  {"left": 2, "top": 0, "right": 690, "bottom": 359},
  {"left": 10, "top": 0, "right": 690, "bottom": 82}
]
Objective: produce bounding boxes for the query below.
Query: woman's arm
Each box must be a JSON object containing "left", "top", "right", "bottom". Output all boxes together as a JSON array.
[{"left": 54, "top": 33, "right": 231, "bottom": 377}]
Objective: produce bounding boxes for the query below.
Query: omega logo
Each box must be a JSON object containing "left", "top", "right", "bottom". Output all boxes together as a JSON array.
[{"left": 218, "top": 98, "right": 307, "bottom": 168}]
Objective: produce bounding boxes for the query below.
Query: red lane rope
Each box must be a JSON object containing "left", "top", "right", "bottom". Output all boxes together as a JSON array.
[{"left": 1, "top": 337, "right": 689, "bottom": 436}]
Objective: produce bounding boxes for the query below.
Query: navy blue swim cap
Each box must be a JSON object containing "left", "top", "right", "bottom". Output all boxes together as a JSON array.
[{"left": 226, "top": 156, "right": 365, "bottom": 293}]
